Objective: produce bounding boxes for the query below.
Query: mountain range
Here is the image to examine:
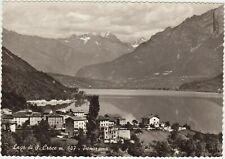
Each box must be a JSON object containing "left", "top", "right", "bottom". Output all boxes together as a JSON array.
[
  {"left": 76, "top": 6, "right": 224, "bottom": 90},
  {"left": 3, "top": 29, "right": 134, "bottom": 76},
  {"left": 2, "top": 47, "right": 76, "bottom": 101},
  {"left": 179, "top": 73, "right": 223, "bottom": 92}
]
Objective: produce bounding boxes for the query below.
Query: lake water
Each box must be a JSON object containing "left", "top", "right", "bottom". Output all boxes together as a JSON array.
[{"left": 81, "top": 89, "right": 222, "bottom": 134}]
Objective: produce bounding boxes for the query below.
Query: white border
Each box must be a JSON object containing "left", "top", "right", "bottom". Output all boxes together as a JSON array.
[{"left": 0, "top": 0, "right": 224, "bottom": 159}]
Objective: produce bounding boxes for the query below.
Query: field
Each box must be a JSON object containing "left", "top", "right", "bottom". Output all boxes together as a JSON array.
[
  {"left": 50, "top": 137, "right": 78, "bottom": 146},
  {"left": 138, "top": 130, "right": 169, "bottom": 145}
]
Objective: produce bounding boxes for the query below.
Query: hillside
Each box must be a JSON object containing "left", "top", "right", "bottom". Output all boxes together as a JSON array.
[
  {"left": 2, "top": 47, "right": 76, "bottom": 101},
  {"left": 76, "top": 6, "right": 224, "bottom": 91},
  {"left": 49, "top": 73, "right": 113, "bottom": 89},
  {"left": 138, "top": 130, "right": 169, "bottom": 145},
  {"left": 179, "top": 74, "right": 223, "bottom": 92},
  {"left": 3, "top": 29, "right": 133, "bottom": 75}
]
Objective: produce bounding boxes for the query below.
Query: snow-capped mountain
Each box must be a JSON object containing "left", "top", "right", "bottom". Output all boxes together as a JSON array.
[
  {"left": 76, "top": 6, "right": 224, "bottom": 90},
  {"left": 2, "top": 30, "right": 134, "bottom": 75},
  {"left": 131, "top": 37, "right": 147, "bottom": 48}
]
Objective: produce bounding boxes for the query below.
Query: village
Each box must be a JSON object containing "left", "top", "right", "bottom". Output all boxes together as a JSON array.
[{"left": 2, "top": 104, "right": 189, "bottom": 144}]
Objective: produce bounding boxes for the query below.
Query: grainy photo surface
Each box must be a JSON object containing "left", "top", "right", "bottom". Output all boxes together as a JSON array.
[{"left": 1, "top": 1, "right": 224, "bottom": 157}]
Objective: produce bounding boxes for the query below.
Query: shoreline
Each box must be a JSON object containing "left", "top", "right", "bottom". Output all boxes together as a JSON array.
[{"left": 80, "top": 89, "right": 222, "bottom": 98}]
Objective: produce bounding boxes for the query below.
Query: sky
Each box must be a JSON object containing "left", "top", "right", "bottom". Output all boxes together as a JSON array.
[{"left": 3, "top": 2, "right": 221, "bottom": 42}]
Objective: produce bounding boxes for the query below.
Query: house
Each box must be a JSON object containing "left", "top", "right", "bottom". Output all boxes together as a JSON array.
[
  {"left": 2, "top": 108, "right": 12, "bottom": 115},
  {"left": 117, "top": 118, "right": 126, "bottom": 126},
  {"left": 2, "top": 115, "right": 16, "bottom": 132},
  {"left": 2, "top": 114, "right": 16, "bottom": 132},
  {"left": 65, "top": 116, "right": 88, "bottom": 138},
  {"left": 18, "top": 109, "right": 33, "bottom": 114},
  {"left": 2, "top": 114, "right": 14, "bottom": 123},
  {"left": 73, "top": 110, "right": 85, "bottom": 117},
  {"left": 160, "top": 122, "right": 173, "bottom": 132},
  {"left": 43, "top": 109, "right": 53, "bottom": 115},
  {"left": 12, "top": 111, "right": 44, "bottom": 127},
  {"left": 46, "top": 113, "right": 63, "bottom": 129},
  {"left": 13, "top": 111, "right": 30, "bottom": 126},
  {"left": 99, "top": 116, "right": 115, "bottom": 129},
  {"left": 104, "top": 126, "right": 119, "bottom": 143},
  {"left": 29, "top": 112, "right": 43, "bottom": 126},
  {"left": 118, "top": 129, "right": 131, "bottom": 140},
  {"left": 142, "top": 114, "right": 160, "bottom": 128}
]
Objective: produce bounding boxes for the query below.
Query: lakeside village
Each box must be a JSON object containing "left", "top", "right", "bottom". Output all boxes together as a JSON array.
[
  {"left": 1, "top": 96, "right": 222, "bottom": 156},
  {"left": 2, "top": 105, "right": 188, "bottom": 143}
]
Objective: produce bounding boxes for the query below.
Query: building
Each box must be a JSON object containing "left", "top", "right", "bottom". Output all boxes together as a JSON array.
[
  {"left": 142, "top": 114, "right": 160, "bottom": 128},
  {"left": 46, "top": 113, "right": 63, "bottom": 129},
  {"left": 2, "top": 114, "right": 17, "bottom": 132},
  {"left": 65, "top": 116, "right": 88, "bottom": 138},
  {"left": 13, "top": 111, "right": 30, "bottom": 126},
  {"left": 117, "top": 118, "right": 126, "bottom": 126},
  {"left": 118, "top": 129, "right": 131, "bottom": 140},
  {"left": 43, "top": 109, "right": 53, "bottom": 115},
  {"left": 12, "top": 110, "right": 44, "bottom": 127},
  {"left": 2, "top": 108, "right": 12, "bottom": 115},
  {"left": 104, "top": 126, "right": 119, "bottom": 143},
  {"left": 99, "top": 117, "right": 115, "bottom": 129},
  {"left": 2, "top": 118, "right": 16, "bottom": 132},
  {"left": 73, "top": 111, "right": 85, "bottom": 117},
  {"left": 29, "top": 112, "right": 43, "bottom": 126}
]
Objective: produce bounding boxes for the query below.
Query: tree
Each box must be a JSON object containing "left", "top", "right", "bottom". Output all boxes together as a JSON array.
[
  {"left": 218, "top": 132, "right": 222, "bottom": 144},
  {"left": 75, "top": 129, "right": 91, "bottom": 156},
  {"left": 21, "top": 120, "right": 30, "bottom": 129},
  {"left": 75, "top": 91, "right": 86, "bottom": 106},
  {"left": 205, "top": 134, "right": 221, "bottom": 155},
  {"left": 152, "top": 141, "right": 173, "bottom": 157},
  {"left": 195, "top": 141, "right": 206, "bottom": 157},
  {"left": 33, "top": 119, "right": 50, "bottom": 145},
  {"left": 183, "top": 139, "right": 197, "bottom": 156},
  {"left": 193, "top": 132, "right": 204, "bottom": 141},
  {"left": 125, "top": 122, "right": 133, "bottom": 130},
  {"left": 104, "top": 114, "right": 109, "bottom": 118},
  {"left": 86, "top": 96, "right": 100, "bottom": 145},
  {"left": 139, "top": 122, "right": 145, "bottom": 128},
  {"left": 183, "top": 124, "right": 191, "bottom": 130},
  {"left": 132, "top": 120, "right": 138, "bottom": 126},
  {"left": 1, "top": 131, "right": 18, "bottom": 155},
  {"left": 21, "top": 133, "right": 40, "bottom": 156},
  {"left": 165, "top": 121, "right": 170, "bottom": 127},
  {"left": 127, "top": 134, "right": 144, "bottom": 156},
  {"left": 171, "top": 123, "right": 180, "bottom": 132}
]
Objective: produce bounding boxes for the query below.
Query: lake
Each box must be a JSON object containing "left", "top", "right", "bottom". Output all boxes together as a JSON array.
[{"left": 81, "top": 89, "right": 222, "bottom": 134}]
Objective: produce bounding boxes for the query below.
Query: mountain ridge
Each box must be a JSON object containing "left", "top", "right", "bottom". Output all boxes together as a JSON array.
[
  {"left": 3, "top": 29, "right": 134, "bottom": 76},
  {"left": 76, "top": 6, "right": 224, "bottom": 90},
  {"left": 2, "top": 47, "right": 76, "bottom": 100}
]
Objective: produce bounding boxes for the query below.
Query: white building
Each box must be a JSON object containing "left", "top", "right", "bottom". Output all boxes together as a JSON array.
[
  {"left": 103, "top": 127, "right": 131, "bottom": 143},
  {"left": 2, "top": 108, "right": 12, "bottom": 115},
  {"left": 99, "top": 119, "right": 115, "bottom": 129},
  {"left": 13, "top": 111, "right": 43, "bottom": 126},
  {"left": 104, "top": 126, "right": 119, "bottom": 143},
  {"left": 73, "top": 111, "right": 85, "bottom": 117},
  {"left": 118, "top": 129, "right": 131, "bottom": 140},
  {"left": 65, "top": 116, "right": 88, "bottom": 138},
  {"left": 117, "top": 118, "right": 127, "bottom": 126},
  {"left": 13, "top": 112, "right": 30, "bottom": 126},
  {"left": 142, "top": 114, "right": 160, "bottom": 128},
  {"left": 2, "top": 114, "right": 16, "bottom": 132},
  {"left": 29, "top": 112, "right": 43, "bottom": 126}
]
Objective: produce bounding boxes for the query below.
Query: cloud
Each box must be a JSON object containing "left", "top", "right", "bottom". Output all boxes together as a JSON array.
[{"left": 3, "top": 2, "right": 221, "bottom": 42}]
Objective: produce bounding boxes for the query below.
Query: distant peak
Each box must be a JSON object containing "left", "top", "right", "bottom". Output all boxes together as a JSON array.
[{"left": 131, "top": 37, "right": 147, "bottom": 48}]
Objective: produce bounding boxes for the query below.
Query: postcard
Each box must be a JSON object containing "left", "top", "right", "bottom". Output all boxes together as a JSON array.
[{"left": 1, "top": 0, "right": 224, "bottom": 157}]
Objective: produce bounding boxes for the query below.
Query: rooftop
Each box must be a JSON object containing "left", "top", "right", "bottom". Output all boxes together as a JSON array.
[
  {"left": 66, "top": 116, "right": 87, "bottom": 121},
  {"left": 142, "top": 114, "right": 160, "bottom": 119}
]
